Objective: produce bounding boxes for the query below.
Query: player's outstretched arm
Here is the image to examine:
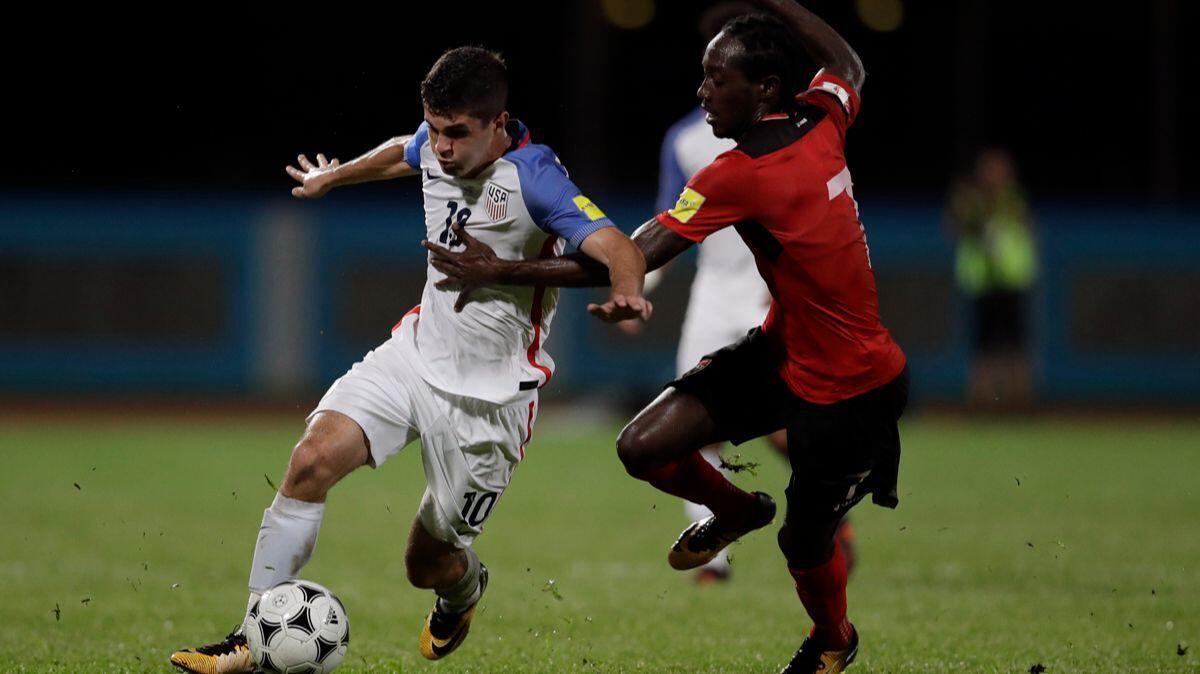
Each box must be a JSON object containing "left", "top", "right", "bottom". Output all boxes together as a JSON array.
[
  {"left": 423, "top": 219, "right": 692, "bottom": 311},
  {"left": 285, "top": 135, "right": 420, "bottom": 199},
  {"left": 577, "top": 227, "right": 651, "bottom": 322},
  {"left": 747, "top": 0, "right": 865, "bottom": 91}
]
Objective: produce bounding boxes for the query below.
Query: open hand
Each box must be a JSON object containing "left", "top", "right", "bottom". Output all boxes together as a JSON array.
[
  {"left": 285, "top": 153, "right": 340, "bottom": 198},
  {"left": 587, "top": 292, "right": 653, "bottom": 323},
  {"left": 423, "top": 223, "right": 505, "bottom": 311}
]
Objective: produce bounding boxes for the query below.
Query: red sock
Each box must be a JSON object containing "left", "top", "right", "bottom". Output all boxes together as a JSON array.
[
  {"left": 642, "top": 452, "right": 756, "bottom": 521},
  {"left": 789, "top": 541, "right": 853, "bottom": 650}
]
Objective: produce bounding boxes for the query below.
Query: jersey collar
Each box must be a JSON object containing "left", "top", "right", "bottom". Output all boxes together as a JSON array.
[{"left": 504, "top": 119, "right": 531, "bottom": 154}]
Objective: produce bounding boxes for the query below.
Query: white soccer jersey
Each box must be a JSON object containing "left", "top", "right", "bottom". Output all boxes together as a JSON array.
[
  {"left": 399, "top": 120, "right": 614, "bottom": 405},
  {"left": 658, "top": 109, "right": 771, "bottom": 373}
]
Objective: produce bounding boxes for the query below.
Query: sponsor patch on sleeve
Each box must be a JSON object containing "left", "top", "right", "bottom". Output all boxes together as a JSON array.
[
  {"left": 572, "top": 195, "right": 606, "bottom": 221},
  {"left": 816, "top": 80, "right": 852, "bottom": 115},
  {"left": 668, "top": 187, "right": 706, "bottom": 223}
]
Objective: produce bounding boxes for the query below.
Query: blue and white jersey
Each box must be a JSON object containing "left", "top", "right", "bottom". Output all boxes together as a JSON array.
[
  {"left": 659, "top": 109, "right": 768, "bottom": 329},
  {"left": 397, "top": 119, "right": 614, "bottom": 405}
]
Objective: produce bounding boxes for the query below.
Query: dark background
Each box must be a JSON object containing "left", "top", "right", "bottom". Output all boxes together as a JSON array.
[
  {"left": 3, "top": 0, "right": 1198, "bottom": 403},
  {"left": 8, "top": 1, "right": 1196, "bottom": 202}
]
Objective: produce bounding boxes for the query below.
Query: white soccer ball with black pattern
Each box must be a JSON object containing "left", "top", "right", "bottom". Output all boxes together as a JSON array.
[{"left": 243, "top": 579, "right": 349, "bottom": 674}]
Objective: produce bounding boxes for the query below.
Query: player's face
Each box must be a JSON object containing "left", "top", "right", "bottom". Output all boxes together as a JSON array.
[
  {"left": 697, "top": 34, "right": 759, "bottom": 139},
  {"left": 423, "top": 106, "right": 508, "bottom": 177}
]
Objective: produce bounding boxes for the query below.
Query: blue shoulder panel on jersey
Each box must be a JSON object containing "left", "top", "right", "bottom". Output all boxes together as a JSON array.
[
  {"left": 404, "top": 122, "right": 429, "bottom": 168},
  {"left": 507, "top": 143, "right": 615, "bottom": 248},
  {"left": 655, "top": 108, "right": 704, "bottom": 213}
]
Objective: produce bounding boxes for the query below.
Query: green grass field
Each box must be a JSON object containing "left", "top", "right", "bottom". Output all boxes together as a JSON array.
[{"left": 1, "top": 411, "right": 1198, "bottom": 673}]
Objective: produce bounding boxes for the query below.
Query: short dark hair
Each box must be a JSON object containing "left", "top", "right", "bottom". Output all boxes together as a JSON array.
[
  {"left": 721, "top": 14, "right": 805, "bottom": 109},
  {"left": 420, "top": 47, "right": 508, "bottom": 120}
]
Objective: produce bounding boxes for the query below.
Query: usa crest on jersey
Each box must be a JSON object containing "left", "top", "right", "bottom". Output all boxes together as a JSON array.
[{"left": 484, "top": 182, "right": 509, "bottom": 221}]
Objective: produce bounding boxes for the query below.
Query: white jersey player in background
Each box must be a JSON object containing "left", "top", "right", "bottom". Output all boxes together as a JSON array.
[{"left": 170, "top": 46, "right": 649, "bottom": 674}]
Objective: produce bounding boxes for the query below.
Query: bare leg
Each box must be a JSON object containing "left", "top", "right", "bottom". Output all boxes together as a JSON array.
[
  {"left": 404, "top": 517, "right": 472, "bottom": 591},
  {"left": 280, "top": 411, "right": 371, "bottom": 502},
  {"left": 405, "top": 516, "right": 486, "bottom": 621},
  {"left": 616, "top": 388, "right": 724, "bottom": 474},
  {"left": 617, "top": 388, "right": 758, "bottom": 522},
  {"left": 248, "top": 411, "right": 370, "bottom": 597}
]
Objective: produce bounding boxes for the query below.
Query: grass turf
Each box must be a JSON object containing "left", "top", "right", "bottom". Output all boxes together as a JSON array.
[{"left": 0, "top": 412, "right": 1197, "bottom": 672}]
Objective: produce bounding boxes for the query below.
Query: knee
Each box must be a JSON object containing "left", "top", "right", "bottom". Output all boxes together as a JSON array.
[
  {"left": 283, "top": 438, "right": 338, "bottom": 500},
  {"left": 615, "top": 423, "right": 654, "bottom": 479},
  {"left": 777, "top": 521, "right": 836, "bottom": 570}
]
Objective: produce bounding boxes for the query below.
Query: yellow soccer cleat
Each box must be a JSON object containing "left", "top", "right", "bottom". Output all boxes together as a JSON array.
[
  {"left": 669, "top": 491, "right": 776, "bottom": 571},
  {"left": 169, "top": 629, "right": 253, "bottom": 674},
  {"left": 779, "top": 626, "right": 859, "bottom": 674},
  {"left": 419, "top": 565, "right": 489, "bottom": 660}
]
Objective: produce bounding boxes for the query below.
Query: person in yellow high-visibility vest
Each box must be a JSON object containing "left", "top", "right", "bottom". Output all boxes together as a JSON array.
[{"left": 946, "top": 149, "right": 1038, "bottom": 409}]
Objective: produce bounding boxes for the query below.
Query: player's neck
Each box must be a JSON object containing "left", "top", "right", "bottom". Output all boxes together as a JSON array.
[
  {"left": 734, "top": 104, "right": 783, "bottom": 141},
  {"left": 462, "top": 127, "right": 512, "bottom": 180}
]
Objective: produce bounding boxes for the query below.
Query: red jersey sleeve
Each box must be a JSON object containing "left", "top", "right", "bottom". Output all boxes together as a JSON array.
[
  {"left": 654, "top": 152, "right": 755, "bottom": 243},
  {"left": 796, "top": 70, "right": 860, "bottom": 134}
]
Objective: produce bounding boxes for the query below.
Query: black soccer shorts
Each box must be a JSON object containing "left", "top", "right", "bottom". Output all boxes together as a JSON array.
[{"left": 667, "top": 327, "right": 909, "bottom": 514}]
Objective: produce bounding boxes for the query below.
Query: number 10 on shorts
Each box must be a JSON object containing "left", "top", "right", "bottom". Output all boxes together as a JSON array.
[{"left": 461, "top": 491, "right": 497, "bottom": 527}]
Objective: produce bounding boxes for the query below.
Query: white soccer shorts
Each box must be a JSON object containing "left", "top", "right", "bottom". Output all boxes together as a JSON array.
[{"left": 308, "top": 312, "right": 537, "bottom": 549}]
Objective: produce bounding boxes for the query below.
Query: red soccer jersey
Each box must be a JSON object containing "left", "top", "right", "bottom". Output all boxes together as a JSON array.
[{"left": 656, "top": 71, "right": 906, "bottom": 404}]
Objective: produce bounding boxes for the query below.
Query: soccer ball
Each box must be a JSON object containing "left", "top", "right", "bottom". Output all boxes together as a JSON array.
[{"left": 243, "top": 579, "right": 349, "bottom": 674}]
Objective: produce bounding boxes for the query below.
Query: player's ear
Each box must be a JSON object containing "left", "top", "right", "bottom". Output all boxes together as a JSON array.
[
  {"left": 759, "top": 75, "right": 781, "bottom": 106},
  {"left": 493, "top": 111, "right": 509, "bottom": 133}
]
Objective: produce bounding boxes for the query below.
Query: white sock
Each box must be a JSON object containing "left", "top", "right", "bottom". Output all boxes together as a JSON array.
[
  {"left": 247, "top": 492, "right": 326, "bottom": 595},
  {"left": 436, "top": 547, "right": 482, "bottom": 613}
]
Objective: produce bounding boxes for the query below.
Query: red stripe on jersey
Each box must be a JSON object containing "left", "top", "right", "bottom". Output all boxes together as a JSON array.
[
  {"left": 518, "top": 399, "right": 536, "bottom": 460},
  {"left": 516, "top": 129, "right": 531, "bottom": 149},
  {"left": 526, "top": 236, "right": 559, "bottom": 385},
  {"left": 760, "top": 112, "right": 789, "bottom": 121},
  {"left": 391, "top": 304, "right": 422, "bottom": 331}
]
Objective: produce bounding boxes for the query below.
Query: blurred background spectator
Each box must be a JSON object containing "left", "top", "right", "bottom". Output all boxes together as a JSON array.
[{"left": 946, "top": 149, "right": 1037, "bottom": 410}]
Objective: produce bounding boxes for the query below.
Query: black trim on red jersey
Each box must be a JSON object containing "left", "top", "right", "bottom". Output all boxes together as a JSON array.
[
  {"left": 735, "top": 104, "right": 828, "bottom": 159},
  {"left": 735, "top": 219, "right": 784, "bottom": 262}
]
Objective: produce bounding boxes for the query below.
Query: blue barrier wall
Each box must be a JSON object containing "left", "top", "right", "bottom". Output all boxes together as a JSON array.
[{"left": 2, "top": 193, "right": 1197, "bottom": 401}]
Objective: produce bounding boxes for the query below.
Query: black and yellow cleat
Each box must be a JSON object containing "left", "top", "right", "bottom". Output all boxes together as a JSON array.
[
  {"left": 419, "top": 564, "right": 489, "bottom": 660},
  {"left": 779, "top": 626, "right": 859, "bottom": 674},
  {"left": 169, "top": 628, "right": 253, "bottom": 674},
  {"left": 669, "top": 491, "right": 776, "bottom": 571}
]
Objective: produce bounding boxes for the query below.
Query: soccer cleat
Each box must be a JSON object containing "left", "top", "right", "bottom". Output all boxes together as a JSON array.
[
  {"left": 169, "top": 628, "right": 253, "bottom": 674},
  {"left": 779, "top": 625, "right": 859, "bottom": 674},
  {"left": 419, "top": 564, "right": 489, "bottom": 660},
  {"left": 669, "top": 491, "right": 776, "bottom": 571}
]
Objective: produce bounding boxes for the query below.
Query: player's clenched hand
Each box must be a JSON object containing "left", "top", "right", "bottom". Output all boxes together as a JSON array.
[
  {"left": 285, "top": 153, "right": 340, "bottom": 198},
  {"left": 587, "top": 293, "right": 653, "bottom": 323},
  {"left": 423, "top": 223, "right": 505, "bottom": 311}
]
